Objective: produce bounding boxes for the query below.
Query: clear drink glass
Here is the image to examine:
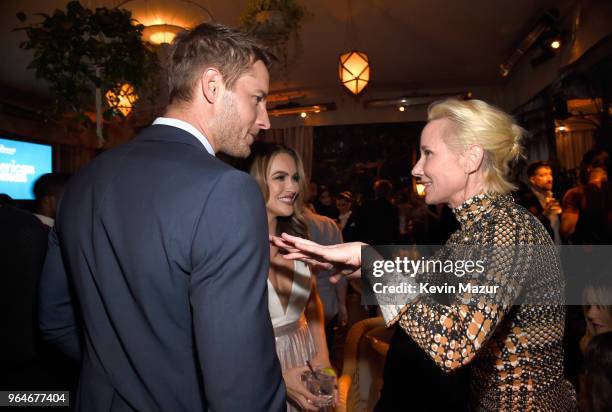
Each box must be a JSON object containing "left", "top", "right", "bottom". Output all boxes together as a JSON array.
[{"left": 302, "top": 369, "right": 335, "bottom": 407}]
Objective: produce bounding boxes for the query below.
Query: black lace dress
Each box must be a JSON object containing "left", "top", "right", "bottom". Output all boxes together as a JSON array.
[{"left": 389, "top": 193, "right": 577, "bottom": 411}]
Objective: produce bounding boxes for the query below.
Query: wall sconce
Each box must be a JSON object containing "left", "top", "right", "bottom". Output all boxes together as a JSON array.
[
  {"left": 119, "top": 0, "right": 214, "bottom": 45},
  {"left": 142, "top": 23, "right": 184, "bottom": 45},
  {"left": 105, "top": 83, "right": 138, "bottom": 117}
]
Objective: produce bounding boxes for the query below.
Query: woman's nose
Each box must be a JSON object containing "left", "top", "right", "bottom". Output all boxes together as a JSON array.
[
  {"left": 586, "top": 305, "right": 596, "bottom": 320},
  {"left": 286, "top": 178, "right": 298, "bottom": 191},
  {"left": 412, "top": 157, "right": 424, "bottom": 177}
]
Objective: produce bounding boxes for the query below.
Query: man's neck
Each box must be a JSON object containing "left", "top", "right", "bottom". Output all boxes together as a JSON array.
[
  {"left": 530, "top": 185, "right": 548, "bottom": 196},
  {"left": 164, "top": 104, "right": 217, "bottom": 152}
]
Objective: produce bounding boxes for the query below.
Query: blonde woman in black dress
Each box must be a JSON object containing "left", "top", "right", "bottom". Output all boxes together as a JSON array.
[{"left": 273, "top": 99, "right": 577, "bottom": 411}]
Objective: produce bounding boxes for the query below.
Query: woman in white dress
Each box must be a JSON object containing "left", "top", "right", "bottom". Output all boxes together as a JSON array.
[{"left": 250, "top": 144, "right": 334, "bottom": 411}]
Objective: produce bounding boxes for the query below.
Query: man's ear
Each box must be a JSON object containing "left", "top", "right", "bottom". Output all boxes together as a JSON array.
[
  {"left": 528, "top": 175, "right": 536, "bottom": 186},
  {"left": 464, "top": 144, "right": 484, "bottom": 174},
  {"left": 202, "top": 68, "right": 222, "bottom": 103}
]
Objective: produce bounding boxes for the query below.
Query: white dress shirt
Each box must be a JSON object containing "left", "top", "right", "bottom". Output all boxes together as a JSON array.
[
  {"left": 34, "top": 213, "right": 54, "bottom": 228},
  {"left": 152, "top": 117, "right": 215, "bottom": 156},
  {"left": 533, "top": 188, "right": 562, "bottom": 245}
]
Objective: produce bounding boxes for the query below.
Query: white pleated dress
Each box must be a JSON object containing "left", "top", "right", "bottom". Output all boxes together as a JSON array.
[{"left": 268, "top": 260, "right": 317, "bottom": 412}]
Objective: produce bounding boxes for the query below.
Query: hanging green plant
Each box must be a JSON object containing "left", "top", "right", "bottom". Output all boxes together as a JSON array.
[
  {"left": 240, "top": 0, "right": 306, "bottom": 35},
  {"left": 15, "top": 1, "right": 160, "bottom": 142},
  {"left": 240, "top": 0, "right": 308, "bottom": 79}
]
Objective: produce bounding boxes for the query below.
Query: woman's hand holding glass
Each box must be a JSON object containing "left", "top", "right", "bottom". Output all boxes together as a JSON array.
[
  {"left": 283, "top": 365, "right": 329, "bottom": 411},
  {"left": 310, "top": 356, "right": 338, "bottom": 407}
]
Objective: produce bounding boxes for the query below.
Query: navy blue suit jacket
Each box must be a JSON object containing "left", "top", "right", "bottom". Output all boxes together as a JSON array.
[{"left": 39, "top": 125, "right": 286, "bottom": 411}]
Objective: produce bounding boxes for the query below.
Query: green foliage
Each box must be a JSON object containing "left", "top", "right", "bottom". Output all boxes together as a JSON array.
[
  {"left": 15, "top": 1, "right": 159, "bottom": 119},
  {"left": 240, "top": 0, "right": 306, "bottom": 34},
  {"left": 239, "top": 0, "right": 308, "bottom": 79}
]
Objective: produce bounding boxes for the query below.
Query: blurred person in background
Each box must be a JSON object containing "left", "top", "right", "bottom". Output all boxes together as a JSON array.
[
  {"left": 335, "top": 190, "right": 360, "bottom": 242},
  {"left": 562, "top": 149, "right": 611, "bottom": 245},
  {"left": 305, "top": 180, "right": 318, "bottom": 212},
  {"left": 581, "top": 285, "right": 612, "bottom": 353},
  {"left": 1, "top": 191, "right": 78, "bottom": 392},
  {"left": 357, "top": 179, "right": 400, "bottom": 245},
  {"left": 580, "top": 332, "right": 612, "bottom": 412},
  {"left": 517, "top": 161, "right": 562, "bottom": 244},
  {"left": 32, "top": 172, "right": 71, "bottom": 230},
  {"left": 315, "top": 185, "right": 339, "bottom": 220},
  {"left": 303, "top": 189, "right": 348, "bottom": 368}
]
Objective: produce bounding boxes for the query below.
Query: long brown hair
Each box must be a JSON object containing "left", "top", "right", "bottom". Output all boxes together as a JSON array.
[{"left": 249, "top": 143, "right": 309, "bottom": 239}]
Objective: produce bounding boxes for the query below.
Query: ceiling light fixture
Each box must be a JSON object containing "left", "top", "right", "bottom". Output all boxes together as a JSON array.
[
  {"left": 339, "top": 0, "right": 370, "bottom": 95},
  {"left": 365, "top": 92, "right": 470, "bottom": 110},
  {"left": 268, "top": 102, "right": 336, "bottom": 117},
  {"left": 117, "top": 0, "right": 214, "bottom": 45},
  {"left": 339, "top": 51, "right": 370, "bottom": 95},
  {"left": 142, "top": 23, "right": 184, "bottom": 45},
  {"left": 498, "top": 9, "right": 559, "bottom": 77}
]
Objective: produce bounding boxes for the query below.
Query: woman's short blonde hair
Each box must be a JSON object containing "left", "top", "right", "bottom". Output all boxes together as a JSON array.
[
  {"left": 249, "top": 143, "right": 309, "bottom": 238},
  {"left": 428, "top": 98, "right": 525, "bottom": 194}
]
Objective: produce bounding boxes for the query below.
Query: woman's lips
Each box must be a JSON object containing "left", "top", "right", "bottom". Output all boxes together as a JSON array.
[{"left": 278, "top": 195, "right": 295, "bottom": 205}]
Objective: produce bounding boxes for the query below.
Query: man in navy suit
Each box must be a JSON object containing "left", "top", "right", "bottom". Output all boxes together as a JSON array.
[{"left": 39, "top": 23, "right": 286, "bottom": 411}]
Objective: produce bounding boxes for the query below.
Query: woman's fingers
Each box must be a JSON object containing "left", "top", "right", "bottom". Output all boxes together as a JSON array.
[
  {"left": 281, "top": 253, "right": 333, "bottom": 269},
  {"left": 280, "top": 232, "right": 318, "bottom": 246},
  {"left": 271, "top": 237, "right": 330, "bottom": 267},
  {"left": 284, "top": 365, "right": 335, "bottom": 410},
  {"left": 293, "top": 394, "right": 319, "bottom": 411},
  {"left": 329, "top": 267, "right": 361, "bottom": 283},
  {"left": 275, "top": 234, "right": 364, "bottom": 282},
  {"left": 269, "top": 235, "right": 301, "bottom": 252}
]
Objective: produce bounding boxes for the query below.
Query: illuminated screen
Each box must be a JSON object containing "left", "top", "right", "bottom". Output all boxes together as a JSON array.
[{"left": 0, "top": 137, "right": 52, "bottom": 200}]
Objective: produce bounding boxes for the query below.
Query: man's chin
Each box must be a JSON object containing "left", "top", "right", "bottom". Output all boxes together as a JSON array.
[{"left": 221, "top": 144, "right": 251, "bottom": 158}]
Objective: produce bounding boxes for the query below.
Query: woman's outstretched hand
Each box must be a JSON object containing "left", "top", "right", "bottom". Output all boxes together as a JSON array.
[{"left": 270, "top": 233, "right": 365, "bottom": 283}]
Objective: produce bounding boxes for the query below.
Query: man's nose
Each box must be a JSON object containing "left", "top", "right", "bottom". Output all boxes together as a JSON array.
[{"left": 257, "top": 106, "right": 270, "bottom": 130}]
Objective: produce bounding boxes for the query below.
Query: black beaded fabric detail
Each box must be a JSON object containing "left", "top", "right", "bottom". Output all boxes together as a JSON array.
[{"left": 395, "top": 193, "right": 577, "bottom": 411}]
